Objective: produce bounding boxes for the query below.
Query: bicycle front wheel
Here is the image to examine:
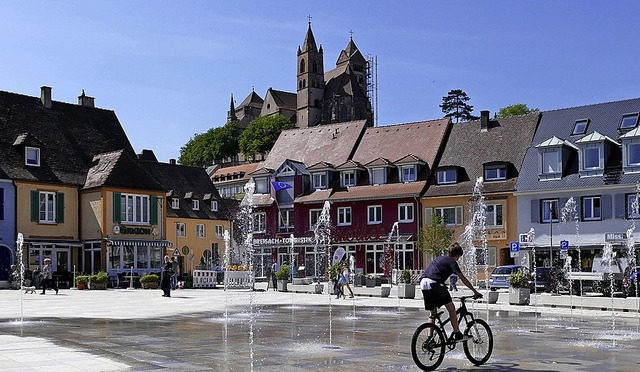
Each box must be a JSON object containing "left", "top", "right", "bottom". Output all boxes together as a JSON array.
[
  {"left": 463, "top": 318, "right": 493, "bottom": 366},
  {"left": 411, "top": 323, "right": 445, "bottom": 371}
]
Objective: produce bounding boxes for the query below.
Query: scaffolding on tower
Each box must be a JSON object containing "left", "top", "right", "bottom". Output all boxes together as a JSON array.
[{"left": 366, "top": 54, "right": 378, "bottom": 127}]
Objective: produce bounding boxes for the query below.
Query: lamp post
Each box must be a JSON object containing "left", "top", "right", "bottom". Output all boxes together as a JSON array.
[{"left": 549, "top": 203, "right": 557, "bottom": 268}]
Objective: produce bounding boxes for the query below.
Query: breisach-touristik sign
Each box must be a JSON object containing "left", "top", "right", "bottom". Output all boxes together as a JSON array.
[{"left": 253, "top": 237, "right": 314, "bottom": 247}]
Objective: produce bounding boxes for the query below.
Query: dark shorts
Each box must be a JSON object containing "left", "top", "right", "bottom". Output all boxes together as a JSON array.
[{"left": 422, "top": 283, "right": 452, "bottom": 310}]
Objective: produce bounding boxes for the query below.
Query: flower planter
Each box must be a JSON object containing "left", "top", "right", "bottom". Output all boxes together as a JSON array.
[
  {"left": 509, "top": 287, "right": 530, "bottom": 305},
  {"left": 76, "top": 283, "right": 86, "bottom": 290},
  {"left": 488, "top": 290, "right": 499, "bottom": 304},
  {"left": 314, "top": 283, "right": 324, "bottom": 294},
  {"left": 380, "top": 286, "right": 391, "bottom": 298},
  {"left": 365, "top": 278, "right": 376, "bottom": 288},
  {"left": 89, "top": 282, "right": 107, "bottom": 290},
  {"left": 397, "top": 283, "right": 415, "bottom": 299},
  {"left": 277, "top": 279, "right": 288, "bottom": 292},
  {"left": 142, "top": 282, "right": 158, "bottom": 289},
  {"left": 353, "top": 276, "right": 365, "bottom": 287}
]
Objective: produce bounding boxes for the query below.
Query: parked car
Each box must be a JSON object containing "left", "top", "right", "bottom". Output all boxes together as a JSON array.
[
  {"left": 622, "top": 266, "right": 640, "bottom": 297},
  {"left": 531, "top": 267, "right": 566, "bottom": 293},
  {"left": 489, "top": 265, "right": 530, "bottom": 290}
]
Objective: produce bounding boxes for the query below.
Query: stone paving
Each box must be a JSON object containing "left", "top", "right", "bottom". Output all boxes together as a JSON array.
[{"left": 0, "top": 284, "right": 639, "bottom": 371}]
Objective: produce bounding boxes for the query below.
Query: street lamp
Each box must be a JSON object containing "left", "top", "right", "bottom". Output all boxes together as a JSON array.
[{"left": 549, "top": 203, "right": 557, "bottom": 268}]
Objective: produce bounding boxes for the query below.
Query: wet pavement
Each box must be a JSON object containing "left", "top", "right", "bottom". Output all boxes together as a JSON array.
[{"left": 1, "top": 286, "right": 640, "bottom": 371}]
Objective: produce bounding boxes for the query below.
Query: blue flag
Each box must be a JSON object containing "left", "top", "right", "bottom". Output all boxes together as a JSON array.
[{"left": 271, "top": 181, "right": 292, "bottom": 192}]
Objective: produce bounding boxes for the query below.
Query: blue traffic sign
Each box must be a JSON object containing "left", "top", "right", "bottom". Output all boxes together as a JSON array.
[
  {"left": 560, "top": 240, "right": 569, "bottom": 250},
  {"left": 509, "top": 242, "right": 520, "bottom": 252}
]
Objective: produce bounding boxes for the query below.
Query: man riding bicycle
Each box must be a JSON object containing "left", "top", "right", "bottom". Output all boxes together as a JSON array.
[{"left": 420, "top": 242, "right": 482, "bottom": 341}]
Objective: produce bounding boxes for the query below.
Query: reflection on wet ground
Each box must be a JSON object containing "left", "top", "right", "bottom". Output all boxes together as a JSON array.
[{"left": 2, "top": 304, "right": 640, "bottom": 371}]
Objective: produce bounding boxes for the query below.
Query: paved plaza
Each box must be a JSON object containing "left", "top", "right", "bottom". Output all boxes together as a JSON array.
[{"left": 0, "top": 284, "right": 639, "bottom": 371}]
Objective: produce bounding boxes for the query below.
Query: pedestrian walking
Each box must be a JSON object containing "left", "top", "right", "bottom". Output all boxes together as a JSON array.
[
  {"left": 40, "top": 258, "right": 58, "bottom": 295},
  {"left": 341, "top": 263, "right": 354, "bottom": 298},
  {"left": 170, "top": 256, "right": 179, "bottom": 290},
  {"left": 271, "top": 261, "right": 279, "bottom": 291},
  {"left": 449, "top": 273, "right": 458, "bottom": 291}
]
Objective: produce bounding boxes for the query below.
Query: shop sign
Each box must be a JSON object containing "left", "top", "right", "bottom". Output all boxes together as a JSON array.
[
  {"left": 253, "top": 236, "right": 314, "bottom": 246},
  {"left": 113, "top": 224, "right": 155, "bottom": 235},
  {"left": 604, "top": 232, "right": 627, "bottom": 242}
]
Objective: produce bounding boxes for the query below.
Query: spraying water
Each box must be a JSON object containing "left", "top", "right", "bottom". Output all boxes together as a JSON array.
[
  {"left": 561, "top": 197, "right": 580, "bottom": 321},
  {"left": 601, "top": 243, "right": 617, "bottom": 348},
  {"left": 16, "top": 233, "right": 25, "bottom": 323}
]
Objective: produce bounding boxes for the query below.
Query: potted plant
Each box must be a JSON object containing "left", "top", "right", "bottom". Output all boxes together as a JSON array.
[
  {"left": 275, "top": 264, "right": 290, "bottom": 292},
  {"left": 89, "top": 271, "right": 108, "bottom": 290},
  {"left": 365, "top": 274, "right": 378, "bottom": 288},
  {"left": 75, "top": 275, "right": 89, "bottom": 290},
  {"left": 353, "top": 272, "right": 365, "bottom": 287},
  {"left": 508, "top": 268, "right": 530, "bottom": 305},
  {"left": 140, "top": 273, "right": 159, "bottom": 289},
  {"left": 398, "top": 269, "right": 415, "bottom": 299}
]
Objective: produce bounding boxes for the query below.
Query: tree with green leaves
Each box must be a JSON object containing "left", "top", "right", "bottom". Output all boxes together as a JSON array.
[
  {"left": 418, "top": 214, "right": 454, "bottom": 257},
  {"left": 496, "top": 103, "right": 539, "bottom": 118},
  {"left": 239, "top": 115, "right": 295, "bottom": 159},
  {"left": 178, "top": 120, "right": 241, "bottom": 167},
  {"left": 440, "top": 89, "right": 478, "bottom": 123}
]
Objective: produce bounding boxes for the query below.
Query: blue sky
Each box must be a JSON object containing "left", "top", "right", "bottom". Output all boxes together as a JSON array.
[{"left": 2, "top": 1, "right": 640, "bottom": 163}]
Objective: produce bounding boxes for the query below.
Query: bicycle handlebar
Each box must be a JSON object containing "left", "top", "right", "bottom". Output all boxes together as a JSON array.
[{"left": 459, "top": 294, "right": 483, "bottom": 302}]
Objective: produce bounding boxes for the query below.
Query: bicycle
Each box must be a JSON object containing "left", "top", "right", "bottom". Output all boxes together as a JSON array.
[{"left": 411, "top": 295, "right": 493, "bottom": 371}]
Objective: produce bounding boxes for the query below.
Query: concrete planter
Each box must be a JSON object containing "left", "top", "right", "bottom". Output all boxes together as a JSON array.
[
  {"left": 314, "top": 283, "right": 324, "bottom": 294},
  {"left": 380, "top": 286, "right": 391, "bottom": 298},
  {"left": 488, "top": 290, "right": 499, "bottom": 304},
  {"left": 277, "top": 279, "right": 288, "bottom": 292},
  {"left": 397, "top": 283, "right": 415, "bottom": 299},
  {"left": 509, "top": 287, "right": 530, "bottom": 305}
]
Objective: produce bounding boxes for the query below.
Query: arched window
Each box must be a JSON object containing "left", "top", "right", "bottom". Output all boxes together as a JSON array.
[
  {"left": 300, "top": 59, "right": 306, "bottom": 73},
  {"left": 303, "top": 79, "right": 306, "bottom": 88},
  {"left": 313, "top": 60, "right": 318, "bottom": 72},
  {"left": 299, "top": 80, "right": 303, "bottom": 89},
  {"left": 314, "top": 99, "right": 320, "bottom": 107}
]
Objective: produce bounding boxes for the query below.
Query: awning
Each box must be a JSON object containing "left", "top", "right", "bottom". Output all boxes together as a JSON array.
[
  {"left": 24, "top": 239, "right": 83, "bottom": 247},
  {"left": 526, "top": 233, "right": 630, "bottom": 248},
  {"left": 106, "top": 239, "right": 173, "bottom": 247}
]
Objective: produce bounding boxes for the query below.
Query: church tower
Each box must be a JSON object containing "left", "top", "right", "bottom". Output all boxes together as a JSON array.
[{"left": 296, "top": 20, "right": 324, "bottom": 128}]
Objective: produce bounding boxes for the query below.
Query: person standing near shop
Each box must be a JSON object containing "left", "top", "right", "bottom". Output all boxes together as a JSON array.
[
  {"left": 170, "top": 256, "right": 180, "bottom": 290},
  {"left": 160, "top": 255, "right": 173, "bottom": 297},
  {"left": 40, "top": 258, "right": 58, "bottom": 295}
]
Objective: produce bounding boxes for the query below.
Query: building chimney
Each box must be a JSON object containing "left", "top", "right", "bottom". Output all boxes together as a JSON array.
[
  {"left": 169, "top": 159, "right": 177, "bottom": 165},
  {"left": 40, "top": 86, "right": 52, "bottom": 108},
  {"left": 78, "top": 89, "right": 95, "bottom": 108},
  {"left": 480, "top": 110, "right": 490, "bottom": 132}
]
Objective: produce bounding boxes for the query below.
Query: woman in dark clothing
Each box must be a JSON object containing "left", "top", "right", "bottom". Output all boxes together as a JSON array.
[{"left": 160, "top": 255, "right": 173, "bottom": 297}]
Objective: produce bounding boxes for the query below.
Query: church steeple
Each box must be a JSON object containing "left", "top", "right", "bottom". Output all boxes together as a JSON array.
[
  {"left": 227, "top": 93, "right": 237, "bottom": 122},
  {"left": 296, "top": 18, "right": 325, "bottom": 128}
]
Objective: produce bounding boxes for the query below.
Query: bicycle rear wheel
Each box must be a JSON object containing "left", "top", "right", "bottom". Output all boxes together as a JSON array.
[
  {"left": 463, "top": 318, "right": 493, "bottom": 366},
  {"left": 411, "top": 323, "right": 445, "bottom": 371}
]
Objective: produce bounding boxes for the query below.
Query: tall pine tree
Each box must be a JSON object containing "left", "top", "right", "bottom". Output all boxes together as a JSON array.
[{"left": 439, "top": 89, "right": 478, "bottom": 123}]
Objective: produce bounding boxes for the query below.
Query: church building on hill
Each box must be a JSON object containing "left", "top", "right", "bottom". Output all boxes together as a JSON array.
[{"left": 228, "top": 21, "right": 375, "bottom": 129}]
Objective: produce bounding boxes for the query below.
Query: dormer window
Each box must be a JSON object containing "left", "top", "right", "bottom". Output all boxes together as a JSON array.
[
  {"left": 576, "top": 132, "right": 617, "bottom": 177},
  {"left": 400, "top": 165, "right": 417, "bottom": 183},
  {"left": 572, "top": 119, "right": 589, "bottom": 135},
  {"left": 312, "top": 172, "right": 327, "bottom": 189},
  {"left": 341, "top": 170, "right": 356, "bottom": 187},
  {"left": 211, "top": 200, "right": 218, "bottom": 211},
  {"left": 536, "top": 136, "right": 575, "bottom": 180},
  {"left": 171, "top": 198, "right": 179, "bottom": 209},
  {"left": 620, "top": 127, "right": 640, "bottom": 173},
  {"left": 437, "top": 169, "right": 457, "bottom": 184},
  {"left": 620, "top": 113, "right": 639, "bottom": 130},
  {"left": 254, "top": 177, "right": 269, "bottom": 193},
  {"left": 192, "top": 200, "right": 200, "bottom": 210},
  {"left": 25, "top": 146, "right": 40, "bottom": 166},
  {"left": 484, "top": 164, "right": 506, "bottom": 181},
  {"left": 370, "top": 168, "right": 386, "bottom": 185}
]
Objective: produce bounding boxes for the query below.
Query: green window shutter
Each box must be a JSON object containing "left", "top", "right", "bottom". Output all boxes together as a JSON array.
[
  {"left": 56, "top": 192, "right": 65, "bottom": 223},
  {"left": 113, "top": 192, "right": 121, "bottom": 223},
  {"left": 150, "top": 195, "right": 158, "bottom": 225},
  {"left": 31, "top": 190, "right": 39, "bottom": 222}
]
